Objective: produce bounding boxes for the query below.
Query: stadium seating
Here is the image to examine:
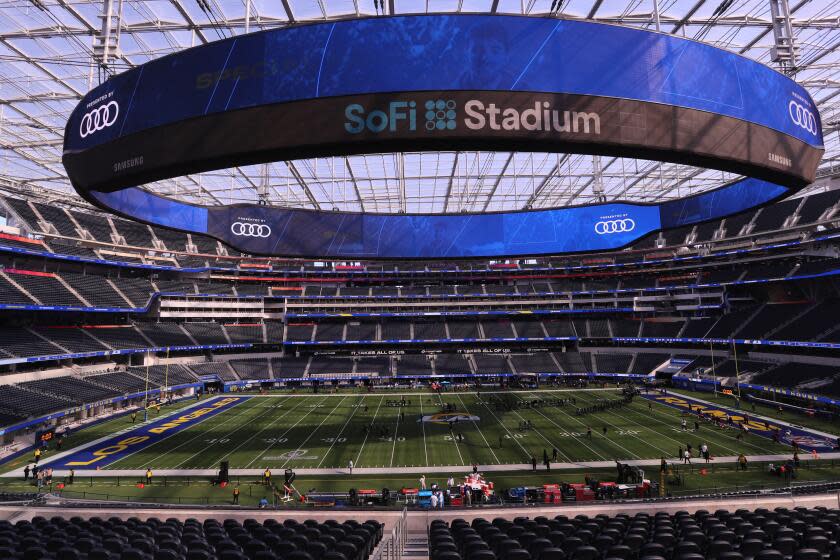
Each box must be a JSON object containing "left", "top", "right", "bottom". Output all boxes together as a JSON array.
[
  {"left": 137, "top": 323, "right": 195, "bottom": 347},
  {"left": 126, "top": 365, "right": 197, "bottom": 387},
  {"left": 0, "top": 385, "right": 74, "bottom": 417},
  {"left": 0, "top": 327, "right": 64, "bottom": 357},
  {"left": 188, "top": 361, "right": 239, "bottom": 381},
  {"left": 428, "top": 507, "right": 840, "bottom": 560},
  {"left": 86, "top": 370, "right": 148, "bottom": 393},
  {"left": 0, "top": 516, "right": 383, "bottom": 560},
  {"left": 19, "top": 376, "right": 119, "bottom": 404},
  {"left": 230, "top": 358, "right": 270, "bottom": 380}
]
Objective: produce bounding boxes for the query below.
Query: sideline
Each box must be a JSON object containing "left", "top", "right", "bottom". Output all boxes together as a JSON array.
[{"left": 7, "top": 451, "right": 840, "bottom": 478}]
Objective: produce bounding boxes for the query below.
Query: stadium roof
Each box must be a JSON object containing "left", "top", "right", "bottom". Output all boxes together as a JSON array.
[{"left": 0, "top": 0, "right": 837, "bottom": 214}]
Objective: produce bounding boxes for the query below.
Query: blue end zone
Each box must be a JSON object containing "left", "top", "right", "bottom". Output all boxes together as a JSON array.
[
  {"left": 643, "top": 393, "right": 838, "bottom": 452},
  {"left": 46, "top": 396, "right": 250, "bottom": 469}
]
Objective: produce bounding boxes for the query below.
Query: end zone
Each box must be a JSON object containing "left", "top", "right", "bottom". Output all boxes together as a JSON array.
[
  {"left": 37, "top": 396, "right": 250, "bottom": 470},
  {"left": 644, "top": 392, "right": 838, "bottom": 452}
]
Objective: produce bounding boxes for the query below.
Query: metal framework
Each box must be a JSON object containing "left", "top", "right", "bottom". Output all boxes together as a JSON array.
[{"left": 0, "top": 0, "right": 837, "bottom": 214}]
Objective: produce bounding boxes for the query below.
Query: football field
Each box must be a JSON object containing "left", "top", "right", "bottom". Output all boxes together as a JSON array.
[{"left": 36, "top": 388, "right": 811, "bottom": 472}]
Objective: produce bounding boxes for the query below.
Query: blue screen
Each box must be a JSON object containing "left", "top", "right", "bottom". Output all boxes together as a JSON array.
[
  {"left": 66, "top": 15, "right": 822, "bottom": 152},
  {"left": 90, "top": 176, "right": 787, "bottom": 258}
]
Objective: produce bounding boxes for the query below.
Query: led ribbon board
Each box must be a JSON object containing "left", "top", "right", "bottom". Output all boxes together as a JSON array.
[{"left": 63, "top": 14, "right": 824, "bottom": 258}]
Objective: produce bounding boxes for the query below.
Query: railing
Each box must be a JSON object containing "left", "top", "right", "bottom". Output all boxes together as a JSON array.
[{"left": 371, "top": 508, "right": 407, "bottom": 560}]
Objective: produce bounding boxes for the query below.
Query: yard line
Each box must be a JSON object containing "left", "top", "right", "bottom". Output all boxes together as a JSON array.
[
  {"left": 455, "top": 393, "right": 500, "bottom": 464},
  {"left": 509, "top": 392, "right": 608, "bottom": 461},
  {"left": 318, "top": 397, "right": 363, "bottom": 468},
  {"left": 389, "top": 408, "right": 401, "bottom": 468},
  {"left": 245, "top": 396, "right": 331, "bottom": 468},
  {"left": 548, "top": 390, "right": 663, "bottom": 458},
  {"left": 355, "top": 396, "right": 384, "bottom": 466},
  {"left": 281, "top": 396, "right": 348, "bottom": 469},
  {"left": 474, "top": 396, "right": 532, "bottom": 462},
  {"left": 437, "top": 394, "right": 465, "bottom": 466},
  {"left": 496, "top": 396, "right": 572, "bottom": 462},
  {"left": 106, "top": 397, "right": 262, "bottom": 468},
  {"left": 591, "top": 392, "right": 765, "bottom": 456},
  {"left": 418, "top": 397, "right": 429, "bottom": 467},
  {"left": 175, "top": 396, "right": 304, "bottom": 469},
  {"left": 143, "top": 398, "right": 274, "bottom": 467}
]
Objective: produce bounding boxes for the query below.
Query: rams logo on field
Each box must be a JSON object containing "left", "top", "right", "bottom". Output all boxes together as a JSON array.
[{"left": 419, "top": 413, "right": 481, "bottom": 424}]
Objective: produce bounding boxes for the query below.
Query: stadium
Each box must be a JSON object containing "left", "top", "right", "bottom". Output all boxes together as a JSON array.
[{"left": 0, "top": 0, "right": 839, "bottom": 558}]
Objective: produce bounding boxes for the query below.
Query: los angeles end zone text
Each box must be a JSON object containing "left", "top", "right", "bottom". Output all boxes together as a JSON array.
[{"left": 51, "top": 397, "right": 247, "bottom": 468}]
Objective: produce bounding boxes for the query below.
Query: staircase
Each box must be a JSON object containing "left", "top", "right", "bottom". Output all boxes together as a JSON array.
[{"left": 403, "top": 531, "right": 429, "bottom": 560}]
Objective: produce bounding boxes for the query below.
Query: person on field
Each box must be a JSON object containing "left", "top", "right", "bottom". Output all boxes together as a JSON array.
[
  {"left": 420, "top": 475, "right": 426, "bottom": 490},
  {"left": 348, "top": 460, "right": 353, "bottom": 475},
  {"left": 23, "top": 465, "right": 29, "bottom": 481},
  {"left": 131, "top": 411, "right": 137, "bottom": 423},
  {"left": 264, "top": 468, "right": 271, "bottom": 486},
  {"left": 233, "top": 485, "right": 240, "bottom": 505},
  {"left": 531, "top": 456, "right": 537, "bottom": 471},
  {"left": 145, "top": 468, "right": 153, "bottom": 485},
  {"left": 34, "top": 448, "right": 41, "bottom": 464}
]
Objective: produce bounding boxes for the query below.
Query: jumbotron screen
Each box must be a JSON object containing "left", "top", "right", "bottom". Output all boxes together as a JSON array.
[{"left": 63, "top": 15, "right": 824, "bottom": 258}]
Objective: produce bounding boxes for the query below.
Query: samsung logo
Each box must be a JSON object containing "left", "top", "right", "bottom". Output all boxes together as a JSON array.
[
  {"left": 113, "top": 156, "right": 144, "bottom": 173},
  {"left": 768, "top": 152, "right": 792, "bottom": 167}
]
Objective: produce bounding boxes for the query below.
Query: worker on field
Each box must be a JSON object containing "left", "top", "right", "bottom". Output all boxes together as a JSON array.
[
  {"left": 23, "top": 465, "right": 30, "bottom": 481},
  {"left": 233, "top": 484, "right": 241, "bottom": 505},
  {"left": 69, "top": 469, "right": 75, "bottom": 485},
  {"left": 131, "top": 411, "right": 137, "bottom": 423},
  {"left": 145, "top": 468, "right": 153, "bottom": 485},
  {"left": 348, "top": 460, "right": 353, "bottom": 475},
  {"left": 34, "top": 448, "right": 41, "bottom": 464},
  {"left": 531, "top": 456, "right": 537, "bottom": 471},
  {"left": 264, "top": 468, "right": 271, "bottom": 486}
]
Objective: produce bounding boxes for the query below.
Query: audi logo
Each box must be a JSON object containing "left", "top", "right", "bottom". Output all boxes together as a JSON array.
[
  {"left": 231, "top": 222, "right": 271, "bottom": 238},
  {"left": 79, "top": 101, "right": 119, "bottom": 138},
  {"left": 789, "top": 100, "right": 818, "bottom": 136},
  {"left": 594, "top": 219, "right": 636, "bottom": 235}
]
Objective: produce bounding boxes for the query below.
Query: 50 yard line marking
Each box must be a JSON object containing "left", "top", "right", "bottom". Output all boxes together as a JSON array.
[
  {"left": 438, "top": 394, "right": 465, "bottom": 466},
  {"left": 455, "top": 393, "right": 500, "bottom": 464}
]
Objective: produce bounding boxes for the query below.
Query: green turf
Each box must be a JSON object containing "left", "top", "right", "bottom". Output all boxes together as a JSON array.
[
  {"left": 672, "top": 389, "right": 840, "bottom": 436},
  {"left": 52, "top": 389, "right": 794, "bottom": 471}
]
